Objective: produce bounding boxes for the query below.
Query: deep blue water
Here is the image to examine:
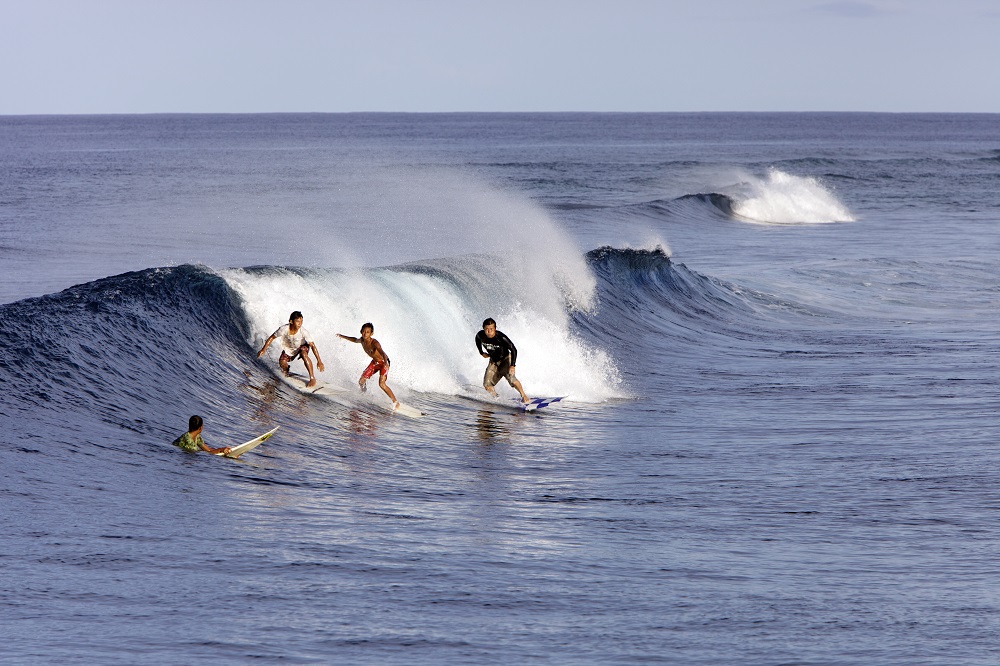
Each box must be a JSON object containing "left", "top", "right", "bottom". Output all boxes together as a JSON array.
[{"left": 2, "top": 113, "right": 1000, "bottom": 664}]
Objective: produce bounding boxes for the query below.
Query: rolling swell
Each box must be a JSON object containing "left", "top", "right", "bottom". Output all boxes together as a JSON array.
[
  {"left": 605, "top": 168, "right": 855, "bottom": 226},
  {"left": 634, "top": 193, "right": 737, "bottom": 222},
  {"left": 671, "top": 192, "right": 736, "bottom": 216},
  {"left": 580, "top": 246, "right": 743, "bottom": 338},
  {"left": 0, "top": 265, "right": 252, "bottom": 443},
  {"left": 577, "top": 246, "right": 812, "bottom": 359}
]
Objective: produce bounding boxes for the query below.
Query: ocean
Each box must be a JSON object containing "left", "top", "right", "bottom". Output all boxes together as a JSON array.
[{"left": 2, "top": 113, "right": 999, "bottom": 664}]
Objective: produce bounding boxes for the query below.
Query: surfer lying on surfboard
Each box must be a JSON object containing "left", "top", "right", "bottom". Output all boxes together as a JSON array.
[
  {"left": 337, "top": 323, "right": 400, "bottom": 409},
  {"left": 257, "top": 310, "right": 326, "bottom": 387},
  {"left": 171, "top": 415, "right": 231, "bottom": 455},
  {"left": 475, "top": 318, "right": 530, "bottom": 404}
]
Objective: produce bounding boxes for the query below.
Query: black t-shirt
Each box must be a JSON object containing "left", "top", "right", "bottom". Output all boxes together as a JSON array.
[{"left": 475, "top": 329, "right": 518, "bottom": 365}]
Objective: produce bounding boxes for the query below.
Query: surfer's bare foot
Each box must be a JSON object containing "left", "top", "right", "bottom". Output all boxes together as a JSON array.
[
  {"left": 307, "top": 377, "right": 317, "bottom": 387},
  {"left": 393, "top": 401, "right": 401, "bottom": 410}
]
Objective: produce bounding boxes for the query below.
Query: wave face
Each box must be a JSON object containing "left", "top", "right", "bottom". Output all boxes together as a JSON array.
[
  {"left": 0, "top": 242, "right": 797, "bottom": 438},
  {"left": 0, "top": 253, "right": 636, "bottom": 441},
  {"left": 0, "top": 266, "right": 254, "bottom": 441}
]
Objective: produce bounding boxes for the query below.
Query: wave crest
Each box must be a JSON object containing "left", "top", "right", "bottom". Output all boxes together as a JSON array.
[{"left": 730, "top": 169, "right": 856, "bottom": 224}]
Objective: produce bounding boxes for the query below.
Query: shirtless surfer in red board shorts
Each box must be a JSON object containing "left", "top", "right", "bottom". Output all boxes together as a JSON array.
[{"left": 337, "top": 323, "right": 399, "bottom": 409}]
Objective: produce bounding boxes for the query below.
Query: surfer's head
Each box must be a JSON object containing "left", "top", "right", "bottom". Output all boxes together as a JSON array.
[
  {"left": 482, "top": 318, "right": 496, "bottom": 338},
  {"left": 361, "top": 322, "right": 374, "bottom": 334},
  {"left": 188, "top": 415, "right": 203, "bottom": 434},
  {"left": 289, "top": 310, "right": 303, "bottom": 323}
]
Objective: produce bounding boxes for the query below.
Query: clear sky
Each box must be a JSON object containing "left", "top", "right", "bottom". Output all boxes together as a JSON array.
[{"left": 2, "top": 0, "right": 998, "bottom": 114}]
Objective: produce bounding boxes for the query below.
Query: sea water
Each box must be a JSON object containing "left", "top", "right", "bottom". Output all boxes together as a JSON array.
[{"left": 2, "top": 113, "right": 1000, "bottom": 664}]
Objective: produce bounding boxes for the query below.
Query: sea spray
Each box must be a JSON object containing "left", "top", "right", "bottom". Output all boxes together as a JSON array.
[
  {"left": 340, "top": 166, "right": 599, "bottom": 314},
  {"left": 730, "top": 168, "right": 855, "bottom": 224}
]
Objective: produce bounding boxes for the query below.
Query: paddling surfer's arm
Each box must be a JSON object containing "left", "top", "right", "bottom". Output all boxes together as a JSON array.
[{"left": 196, "top": 436, "right": 230, "bottom": 455}]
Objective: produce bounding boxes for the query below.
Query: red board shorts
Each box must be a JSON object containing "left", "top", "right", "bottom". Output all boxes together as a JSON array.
[{"left": 362, "top": 359, "right": 389, "bottom": 380}]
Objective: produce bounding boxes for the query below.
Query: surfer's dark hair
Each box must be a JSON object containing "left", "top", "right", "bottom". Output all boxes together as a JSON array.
[
  {"left": 188, "top": 415, "right": 203, "bottom": 432},
  {"left": 361, "top": 322, "right": 374, "bottom": 333},
  {"left": 482, "top": 318, "right": 496, "bottom": 328},
  {"left": 289, "top": 311, "right": 303, "bottom": 322}
]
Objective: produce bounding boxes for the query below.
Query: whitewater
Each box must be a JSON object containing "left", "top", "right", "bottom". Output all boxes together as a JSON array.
[{"left": 2, "top": 113, "right": 1000, "bottom": 665}]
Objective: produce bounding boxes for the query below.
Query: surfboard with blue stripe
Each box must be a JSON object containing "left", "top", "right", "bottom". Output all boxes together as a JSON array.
[{"left": 516, "top": 396, "right": 567, "bottom": 412}]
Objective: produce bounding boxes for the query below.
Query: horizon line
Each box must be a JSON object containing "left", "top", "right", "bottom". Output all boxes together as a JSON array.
[{"left": 4, "top": 110, "right": 1000, "bottom": 118}]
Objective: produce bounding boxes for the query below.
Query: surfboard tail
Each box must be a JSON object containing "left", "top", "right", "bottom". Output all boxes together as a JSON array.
[{"left": 393, "top": 403, "right": 426, "bottom": 418}]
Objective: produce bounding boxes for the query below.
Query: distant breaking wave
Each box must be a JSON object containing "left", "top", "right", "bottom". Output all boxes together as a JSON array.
[
  {"left": 631, "top": 169, "right": 855, "bottom": 225},
  {"left": 729, "top": 169, "right": 856, "bottom": 224}
]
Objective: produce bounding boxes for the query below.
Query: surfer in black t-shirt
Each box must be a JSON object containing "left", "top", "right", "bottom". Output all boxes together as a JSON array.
[{"left": 475, "top": 318, "right": 530, "bottom": 403}]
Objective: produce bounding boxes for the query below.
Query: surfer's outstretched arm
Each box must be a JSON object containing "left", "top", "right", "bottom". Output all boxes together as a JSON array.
[{"left": 257, "top": 334, "right": 276, "bottom": 357}]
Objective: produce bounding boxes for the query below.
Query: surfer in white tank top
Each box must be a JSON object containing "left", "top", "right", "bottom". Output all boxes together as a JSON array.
[{"left": 257, "top": 310, "right": 326, "bottom": 387}]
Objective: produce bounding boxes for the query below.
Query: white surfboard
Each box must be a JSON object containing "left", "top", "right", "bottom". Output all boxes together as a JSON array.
[
  {"left": 280, "top": 372, "right": 346, "bottom": 397},
  {"left": 392, "top": 402, "right": 425, "bottom": 418},
  {"left": 215, "top": 426, "right": 280, "bottom": 459}
]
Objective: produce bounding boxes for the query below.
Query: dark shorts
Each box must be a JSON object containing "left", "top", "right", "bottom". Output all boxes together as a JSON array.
[
  {"left": 484, "top": 355, "right": 516, "bottom": 388},
  {"left": 280, "top": 344, "right": 310, "bottom": 363},
  {"left": 362, "top": 359, "right": 389, "bottom": 380}
]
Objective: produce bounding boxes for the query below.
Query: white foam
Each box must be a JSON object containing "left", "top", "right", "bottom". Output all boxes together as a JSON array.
[
  {"left": 223, "top": 264, "right": 625, "bottom": 403},
  {"left": 731, "top": 169, "right": 856, "bottom": 224}
]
